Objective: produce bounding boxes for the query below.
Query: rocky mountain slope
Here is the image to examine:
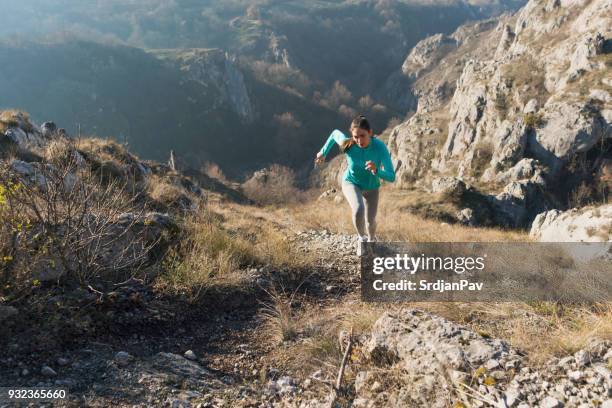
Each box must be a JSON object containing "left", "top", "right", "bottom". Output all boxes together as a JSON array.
[
  {"left": 1, "top": 109, "right": 610, "bottom": 406},
  {"left": 2, "top": 0, "right": 526, "bottom": 96},
  {"left": 387, "top": 0, "right": 611, "bottom": 229},
  {"left": 0, "top": 40, "right": 344, "bottom": 177},
  {"left": 0, "top": 0, "right": 531, "bottom": 179}
]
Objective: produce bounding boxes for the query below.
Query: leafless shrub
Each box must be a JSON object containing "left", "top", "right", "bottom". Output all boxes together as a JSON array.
[
  {"left": 249, "top": 60, "right": 312, "bottom": 97},
  {"left": 338, "top": 104, "right": 357, "bottom": 119},
  {"left": 273, "top": 112, "right": 302, "bottom": 128},
  {"left": 0, "top": 150, "right": 160, "bottom": 288},
  {"left": 358, "top": 95, "right": 374, "bottom": 111},
  {"left": 317, "top": 81, "right": 353, "bottom": 110},
  {"left": 201, "top": 161, "right": 228, "bottom": 183},
  {"left": 568, "top": 181, "right": 594, "bottom": 208},
  {"left": 242, "top": 164, "right": 306, "bottom": 205}
]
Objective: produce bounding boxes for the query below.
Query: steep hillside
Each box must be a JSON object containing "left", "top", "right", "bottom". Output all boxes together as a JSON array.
[
  {"left": 0, "top": 40, "right": 342, "bottom": 178},
  {"left": 1, "top": 111, "right": 610, "bottom": 408},
  {"left": 0, "top": 0, "right": 529, "bottom": 180},
  {"left": 388, "top": 0, "right": 611, "bottom": 228},
  {"left": 1, "top": 0, "right": 526, "bottom": 101}
]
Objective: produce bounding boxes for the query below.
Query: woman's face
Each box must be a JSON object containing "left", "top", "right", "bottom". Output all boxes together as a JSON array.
[{"left": 350, "top": 126, "right": 373, "bottom": 148}]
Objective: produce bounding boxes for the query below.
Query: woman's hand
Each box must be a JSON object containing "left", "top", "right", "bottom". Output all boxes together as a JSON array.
[
  {"left": 315, "top": 152, "right": 325, "bottom": 165},
  {"left": 365, "top": 160, "right": 377, "bottom": 175}
]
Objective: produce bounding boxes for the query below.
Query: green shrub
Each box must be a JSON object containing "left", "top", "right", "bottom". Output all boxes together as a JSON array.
[{"left": 523, "top": 112, "right": 544, "bottom": 129}]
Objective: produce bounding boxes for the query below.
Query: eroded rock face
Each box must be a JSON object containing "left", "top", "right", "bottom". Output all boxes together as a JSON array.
[
  {"left": 360, "top": 310, "right": 518, "bottom": 408},
  {"left": 153, "top": 48, "right": 255, "bottom": 123},
  {"left": 388, "top": 0, "right": 611, "bottom": 227},
  {"left": 350, "top": 310, "right": 612, "bottom": 408},
  {"left": 402, "top": 34, "right": 458, "bottom": 79},
  {"left": 530, "top": 204, "right": 612, "bottom": 241},
  {"left": 488, "top": 179, "right": 550, "bottom": 227},
  {"left": 1, "top": 116, "right": 50, "bottom": 151},
  {"left": 529, "top": 101, "right": 610, "bottom": 175},
  {"left": 431, "top": 176, "right": 467, "bottom": 197}
]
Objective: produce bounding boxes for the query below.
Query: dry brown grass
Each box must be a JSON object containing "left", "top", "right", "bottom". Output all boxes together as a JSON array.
[
  {"left": 242, "top": 164, "right": 308, "bottom": 206},
  {"left": 0, "top": 110, "right": 34, "bottom": 134},
  {"left": 146, "top": 174, "right": 194, "bottom": 211},
  {"left": 416, "top": 301, "right": 612, "bottom": 365},
  {"left": 271, "top": 296, "right": 379, "bottom": 377},
  {"left": 290, "top": 187, "right": 526, "bottom": 242},
  {"left": 260, "top": 287, "right": 300, "bottom": 344},
  {"left": 202, "top": 161, "right": 229, "bottom": 183},
  {"left": 268, "top": 297, "right": 612, "bottom": 377},
  {"left": 75, "top": 138, "right": 133, "bottom": 164},
  {"left": 148, "top": 176, "right": 185, "bottom": 203},
  {"left": 156, "top": 208, "right": 256, "bottom": 302},
  {"left": 500, "top": 54, "right": 549, "bottom": 107},
  {"left": 255, "top": 187, "right": 611, "bottom": 369},
  {"left": 157, "top": 200, "right": 315, "bottom": 303}
]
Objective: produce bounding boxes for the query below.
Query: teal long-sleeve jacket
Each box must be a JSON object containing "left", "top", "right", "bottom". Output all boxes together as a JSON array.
[{"left": 318, "top": 129, "right": 396, "bottom": 191}]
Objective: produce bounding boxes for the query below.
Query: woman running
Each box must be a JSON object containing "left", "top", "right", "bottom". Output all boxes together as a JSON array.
[{"left": 315, "top": 114, "right": 396, "bottom": 255}]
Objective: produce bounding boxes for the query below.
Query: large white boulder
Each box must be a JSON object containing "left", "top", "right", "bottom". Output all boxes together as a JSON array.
[{"left": 530, "top": 205, "right": 612, "bottom": 242}]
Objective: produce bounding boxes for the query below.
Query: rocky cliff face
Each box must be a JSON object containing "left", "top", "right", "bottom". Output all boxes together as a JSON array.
[
  {"left": 388, "top": 0, "right": 611, "bottom": 229},
  {"left": 152, "top": 48, "right": 255, "bottom": 123}
]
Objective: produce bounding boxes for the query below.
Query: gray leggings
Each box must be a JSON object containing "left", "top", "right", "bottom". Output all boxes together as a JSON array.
[{"left": 341, "top": 180, "right": 379, "bottom": 240}]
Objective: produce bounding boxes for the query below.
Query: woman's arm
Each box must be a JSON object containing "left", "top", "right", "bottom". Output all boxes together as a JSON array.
[
  {"left": 376, "top": 142, "right": 396, "bottom": 183},
  {"left": 319, "top": 129, "right": 349, "bottom": 157}
]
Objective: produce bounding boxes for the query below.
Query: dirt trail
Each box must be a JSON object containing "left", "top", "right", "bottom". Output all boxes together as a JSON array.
[{"left": 0, "top": 211, "right": 362, "bottom": 407}]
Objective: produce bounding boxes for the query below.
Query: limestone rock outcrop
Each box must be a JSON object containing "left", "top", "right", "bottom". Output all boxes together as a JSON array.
[
  {"left": 530, "top": 204, "right": 612, "bottom": 241},
  {"left": 388, "top": 0, "right": 611, "bottom": 228}
]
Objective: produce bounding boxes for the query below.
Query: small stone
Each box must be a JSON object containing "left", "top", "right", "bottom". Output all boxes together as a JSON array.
[
  {"left": 485, "top": 359, "right": 500, "bottom": 370},
  {"left": 574, "top": 350, "right": 591, "bottom": 367},
  {"left": 567, "top": 370, "right": 583, "bottom": 381},
  {"left": 490, "top": 370, "right": 506, "bottom": 380},
  {"left": 593, "top": 365, "right": 611, "bottom": 380},
  {"left": 504, "top": 359, "right": 519, "bottom": 369},
  {"left": 504, "top": 388, "right": 521, "bottom": 407},
  {"left": 57, "top": 357, "right": 69, "bottom": 366},
  {"left": 277, "top": 376, "right": 293, "bottom": 387},
  {"left": 41, "top": 366, "right": 57, "bottom": 377},
  {"left": 355, "top": 373, "right": 369, "bottom": 394},
  {"left": 21, "top": 368, "right": 29, "bottom": 376},
  {"left": 276, "top": 376, "right": 296, "bottom": 394},
  {"left": 541, "top": 396, "right": 563, "bottom": 408},
  {"left": 114, "top": 351, "right": 132, "bottom": 367},
  {"left": 184, "top": 350, "right": 197, "bottom": 361}
]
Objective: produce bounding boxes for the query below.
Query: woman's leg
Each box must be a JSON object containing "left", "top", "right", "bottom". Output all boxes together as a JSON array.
[
  {"left": 362, "top": 188, "right": 380, "bottom": 241},
  {"left": 341, "top": 180, "right": 367, "bottom": 237}
]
